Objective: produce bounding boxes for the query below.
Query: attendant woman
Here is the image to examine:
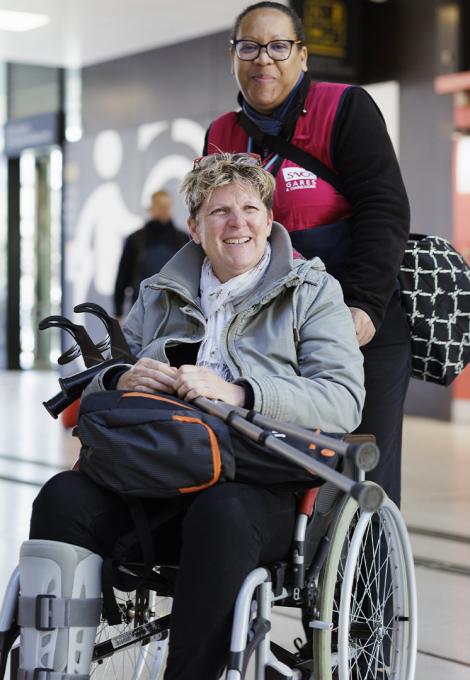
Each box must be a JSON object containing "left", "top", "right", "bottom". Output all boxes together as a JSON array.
[
  {"left": 19, "top": 154, "right": 364, "bottom": 680},
  {"left": 205, "top": 1, "right": 411, "bottom": 506}
]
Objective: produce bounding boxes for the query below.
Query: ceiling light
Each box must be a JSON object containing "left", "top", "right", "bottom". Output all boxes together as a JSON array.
[{"left": 0, "top": 9, "right": 50, "bottom": 32}]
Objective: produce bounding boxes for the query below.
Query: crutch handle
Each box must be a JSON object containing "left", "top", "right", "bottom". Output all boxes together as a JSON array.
[
  {"left": 43, "top": 391, "right": 76, "bottom": 419},
  {"left": 39, "top": 315, "right": 104, "bottom": 367},
  {"left": 74, "top": 302, "right": 134, "bottom": 361},
  {"left": 59, "top": 357, "right": 125, "bottom": 398}
]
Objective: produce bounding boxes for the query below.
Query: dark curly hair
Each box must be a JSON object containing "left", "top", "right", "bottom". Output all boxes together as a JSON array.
[{"left": 231, "top": 2, "right": 305, "bottom": 43}]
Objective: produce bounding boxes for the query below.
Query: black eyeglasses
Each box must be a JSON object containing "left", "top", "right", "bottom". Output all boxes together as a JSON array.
[
  {"left": 230, "top": 39, "right": 303, "bottom": 61},
  {"left": 192, "top": 153, "right": 262, "bottom": 171}
]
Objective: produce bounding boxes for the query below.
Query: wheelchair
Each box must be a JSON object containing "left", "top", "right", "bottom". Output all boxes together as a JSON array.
[
  {"left": 0, "top": 441, "right": 417, "bottom": 680},
  {"left": 0, "top": 308, "right": 417, "bottom": 679}
]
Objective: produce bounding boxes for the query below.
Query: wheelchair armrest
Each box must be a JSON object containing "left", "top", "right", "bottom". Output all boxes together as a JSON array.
[{"left": 298, "top": 488, "right": 319, "bottom": 518}]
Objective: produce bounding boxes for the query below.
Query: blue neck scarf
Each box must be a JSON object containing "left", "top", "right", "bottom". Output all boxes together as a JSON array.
[{"left": 242, "top": 72, "right": 305, "bottom": 136}]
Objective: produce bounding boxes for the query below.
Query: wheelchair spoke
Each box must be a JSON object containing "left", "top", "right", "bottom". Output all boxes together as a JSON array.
[
  {"left": 313, "top": 494, "right": 417, "bottom": 680},
  {"left": 352, "top": 636, "right": 380, "bottom": 679},
  {"left": 347, "top": 514, "right": 405, "bottom": 678},
  {"left": 91, "top": 589, "right": 171, "bottom": 680}
]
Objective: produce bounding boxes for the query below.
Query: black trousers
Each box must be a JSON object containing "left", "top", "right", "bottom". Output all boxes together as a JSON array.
[
  {"left": 30, "top": 471, "right": 297, "bottom": 680},
  {"left": 355, "top": 293, "right": 412, "bottom": 507}
]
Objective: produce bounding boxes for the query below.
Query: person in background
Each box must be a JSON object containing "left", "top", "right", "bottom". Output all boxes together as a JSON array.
[
  {"left": 113, "top": 190, "right": 187, "bottom": 318},
  {"left": 204, "top": 1, "right": 411, "bottom": 508}
]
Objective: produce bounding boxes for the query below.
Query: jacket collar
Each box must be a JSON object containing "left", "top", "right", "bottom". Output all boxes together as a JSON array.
[{"left": 148, "top": 221, "right": 296, "bottom": 302}]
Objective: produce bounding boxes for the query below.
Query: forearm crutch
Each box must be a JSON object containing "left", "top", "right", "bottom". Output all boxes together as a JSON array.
[
  {"left": 39, "top": 305, "right": 383, "bottom": 511},
  {"left": 194, "top": 397, "right": 384, "bottom": 513}
]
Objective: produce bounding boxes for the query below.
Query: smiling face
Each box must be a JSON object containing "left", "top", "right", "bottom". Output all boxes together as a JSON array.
[
  {"left": 188, "top": 182, "right": 273, "bottom": 282},
  {"left": 231, "top": 8, "right": 308, "bottom": 114}
]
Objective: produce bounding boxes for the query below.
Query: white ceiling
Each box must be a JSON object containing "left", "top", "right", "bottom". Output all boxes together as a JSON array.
[{"left": 0, "top": 0, "right": 288, "bottom": 68}]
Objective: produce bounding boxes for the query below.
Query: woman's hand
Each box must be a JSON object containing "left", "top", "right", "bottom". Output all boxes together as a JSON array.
[
  {"left": 173, "top": 365, "right": 246, "bottom": 406},
  {"left": 117, "top": 357, "right": 178, "bottom": 394},
  {"left": 349, "top": 307, "right": 376, "bottom": 346}
]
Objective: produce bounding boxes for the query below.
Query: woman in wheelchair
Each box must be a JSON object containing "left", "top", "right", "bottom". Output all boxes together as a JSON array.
[{"left": 18, "top": 153, "right": 366, "bottom": 680}]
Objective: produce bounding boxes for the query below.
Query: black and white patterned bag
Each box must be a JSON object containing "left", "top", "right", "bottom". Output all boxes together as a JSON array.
[{"left": 399, "top": 234, "right": 470, "bottom": 385}]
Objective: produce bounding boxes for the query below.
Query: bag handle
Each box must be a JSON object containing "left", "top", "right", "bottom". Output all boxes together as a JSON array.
[{"left": 238, "top": 111, "right": 345, "bottom": 194}]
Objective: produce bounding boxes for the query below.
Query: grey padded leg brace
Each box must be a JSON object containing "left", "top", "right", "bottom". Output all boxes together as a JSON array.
[{"left": 17, "top": 540, "right": 102, "bottom": 680}]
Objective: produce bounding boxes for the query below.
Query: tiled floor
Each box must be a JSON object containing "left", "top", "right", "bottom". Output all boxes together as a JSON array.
[
  {"left": 0, "top": 370, "right": 469, "bottom": 679},
  {"left": 400, "top": 415, "right": 470, "bottom": 679}
]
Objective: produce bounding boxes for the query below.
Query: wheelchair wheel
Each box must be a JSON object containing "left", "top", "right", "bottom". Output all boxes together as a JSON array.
[
  {"left": 91, "top": 588, "right": 171, "bottom": 680},
  {"left": 312, "top": 486, "right": 417, "bottom": 680}
]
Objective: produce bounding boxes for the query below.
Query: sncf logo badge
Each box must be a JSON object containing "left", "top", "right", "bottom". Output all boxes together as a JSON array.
[{"left": 282, "top": 167, "right": 317, "bottom": 192}]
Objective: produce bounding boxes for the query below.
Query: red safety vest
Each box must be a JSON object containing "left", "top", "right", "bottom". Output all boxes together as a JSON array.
[{"left": 207, "top": 81, "right": 352, "bottom": 236}]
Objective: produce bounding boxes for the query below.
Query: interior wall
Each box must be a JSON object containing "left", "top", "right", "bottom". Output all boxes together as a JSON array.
[
  {"left": 395, "top": 0, "right": 454, "bottom": 419},
  {"left": 81, "top": 32, "right": 236, "bottom": 136},
  {"left": 63, "top": 32, "right": 241, "bottom": 337}
]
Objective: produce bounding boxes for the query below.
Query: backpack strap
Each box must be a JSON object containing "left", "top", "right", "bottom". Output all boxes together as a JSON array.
[{"left": 101, "top": 498, "right": 185, "bottom": 625}]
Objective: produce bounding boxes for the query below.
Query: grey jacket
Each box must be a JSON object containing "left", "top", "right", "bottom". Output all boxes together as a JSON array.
[{"left": 89, "top": 222, "right": 365, "bottom": 432}]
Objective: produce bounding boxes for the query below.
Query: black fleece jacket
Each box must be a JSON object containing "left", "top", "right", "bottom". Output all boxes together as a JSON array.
[
  {"left": 330, "top": 86, "right": 409, "bottom": 330},
  {"left": 204, "top": 80, "right": 410, "bottom": 333},
  {"left": 114, "top": 220, "right": 187, "bottom": 316}
]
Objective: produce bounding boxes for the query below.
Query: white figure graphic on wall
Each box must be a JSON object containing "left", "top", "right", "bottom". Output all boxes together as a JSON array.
[
  {"left": 139, "top": 118, "right": 205, "bottom": 226},
  {"left": 65, "top": 130, "right": 141, "bottom": 308},
  {"left": 66, "top": 118, "right": 206, "bottom": 311}
]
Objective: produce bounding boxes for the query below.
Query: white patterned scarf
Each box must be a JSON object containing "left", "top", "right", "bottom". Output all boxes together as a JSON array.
[{"left": 197, "top": 244, "right": 272, "bottom": 380}]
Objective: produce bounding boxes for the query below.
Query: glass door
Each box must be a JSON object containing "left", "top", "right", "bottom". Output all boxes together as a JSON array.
[{"left": 18, "top": 147, "right": 62, "bottom": 369}]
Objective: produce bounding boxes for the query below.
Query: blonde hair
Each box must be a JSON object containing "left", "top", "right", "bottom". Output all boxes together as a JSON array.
[{"left": 180, "top": 153, "right": 275, "bottom": 218}]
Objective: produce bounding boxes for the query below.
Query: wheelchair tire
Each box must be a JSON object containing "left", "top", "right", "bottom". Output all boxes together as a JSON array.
[
  {"left": 91, "top": 588, "right": 170, "bottom": 680},
  {"left": 312, "top": 485, "right": 417, "bottom": 680}
]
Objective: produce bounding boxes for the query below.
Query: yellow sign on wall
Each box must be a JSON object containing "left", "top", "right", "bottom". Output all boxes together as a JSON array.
[{"left": 303, "top": 0, "right": 348, "bottom": 59}]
